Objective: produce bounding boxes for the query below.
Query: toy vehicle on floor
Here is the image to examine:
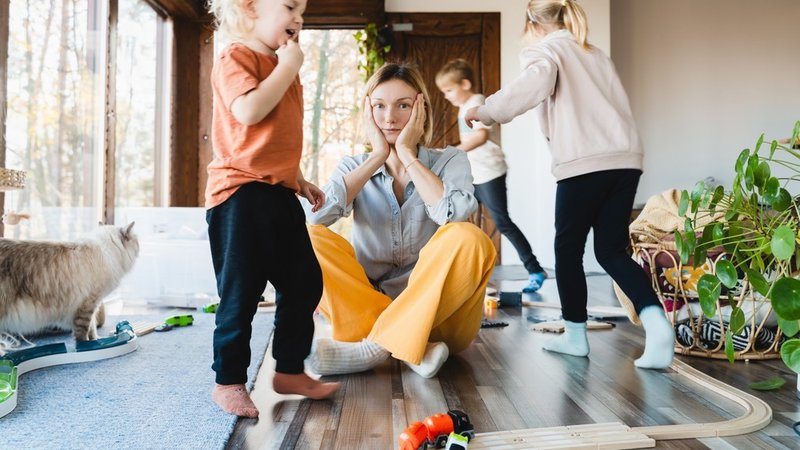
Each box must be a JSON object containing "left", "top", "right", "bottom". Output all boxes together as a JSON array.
[
  {"left": 445, "top": 432, "right": 469, "bottom": 450},
  {"left": 399, "top": 409, "right": 475, "bottom": 449}
]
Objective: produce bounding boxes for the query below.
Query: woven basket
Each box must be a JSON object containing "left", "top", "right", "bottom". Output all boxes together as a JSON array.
[
  {"left": 619, "top": 230, "right": 782, "bottom": 360},
  {"left": 0, "top": 168, "right": 25, "bottom": 191}
]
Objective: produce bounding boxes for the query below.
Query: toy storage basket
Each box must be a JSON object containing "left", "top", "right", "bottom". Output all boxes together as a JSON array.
[{"left": 627, "top": 230, "right": 782, "bottom": 360}]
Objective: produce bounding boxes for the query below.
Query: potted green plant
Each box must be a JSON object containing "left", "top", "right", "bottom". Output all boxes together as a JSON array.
[{"left": 676, "top": 120, "right": 800, "bottom": 393}]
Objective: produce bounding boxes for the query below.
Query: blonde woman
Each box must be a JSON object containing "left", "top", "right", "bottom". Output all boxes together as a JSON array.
[
  {"left": 303, "top": 63, "right": 496, "bottom": 378},
  {"left": 465, "top": 0, "right": 674, "bottom": 368}
]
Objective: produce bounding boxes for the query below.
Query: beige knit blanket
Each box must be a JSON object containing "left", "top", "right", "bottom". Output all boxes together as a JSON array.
[{"left": 630, "top": 188, "right": 723, "bottom": 243}]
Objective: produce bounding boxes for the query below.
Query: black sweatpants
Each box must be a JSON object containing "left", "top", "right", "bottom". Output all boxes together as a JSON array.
[
  {"left": 207, "top": 182, "right": 322, "bottom": 384},
  {"left": 474, "top": 174, "right": 543, "bottom": 274},
  {"left": 554, "top": 169, "right": 660, "bottom": 323}
]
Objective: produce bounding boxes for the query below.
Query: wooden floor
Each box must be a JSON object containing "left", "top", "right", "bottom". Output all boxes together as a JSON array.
[{"left": 226, "top": 270, "right": 800, "bottom": 450}]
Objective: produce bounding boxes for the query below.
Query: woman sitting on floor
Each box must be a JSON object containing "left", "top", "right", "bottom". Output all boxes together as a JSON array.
[{"left": 302, "top": 63, "right": 496, "bottom": 378}]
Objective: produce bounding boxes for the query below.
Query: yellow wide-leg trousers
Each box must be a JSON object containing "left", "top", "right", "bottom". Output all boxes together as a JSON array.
[{"left": 308, "top": 222, "right": 497, "bottom": 365}]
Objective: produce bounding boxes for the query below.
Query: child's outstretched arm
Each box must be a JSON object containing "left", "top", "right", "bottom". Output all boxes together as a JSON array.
[
  {"left": 230, "top": 40, "right": 304, "bottom": 126},
  {"left": 465, "top": 48, "right": 557, "bottom": 127}
]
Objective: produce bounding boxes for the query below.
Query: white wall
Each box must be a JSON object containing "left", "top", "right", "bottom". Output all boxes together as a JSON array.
[
  {"left": 611, "top": 0, "right": 800, "bottom": 205},
  {"left": 386, "top": 0, "right": 611, "bottom": 272}
]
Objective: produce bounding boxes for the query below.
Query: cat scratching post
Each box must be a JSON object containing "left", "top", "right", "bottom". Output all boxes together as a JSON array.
[
  {"left": 0, "top": 167, "right": 25, "bottom": 190},
  {"left": 0, "top": 168, "right": 26, "bottom": 231}
]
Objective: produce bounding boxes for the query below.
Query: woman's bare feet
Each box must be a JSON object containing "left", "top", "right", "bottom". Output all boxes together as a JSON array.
[
  {"left": 273, "top": 372, "right": 340, "bottom": 400},
  {"left": 211, "top": 383, "right": 259, "bottom": 418}
]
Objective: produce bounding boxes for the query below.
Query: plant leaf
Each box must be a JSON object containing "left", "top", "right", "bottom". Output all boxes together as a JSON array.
[
  {"left": 779, "top": 338, "right": 800, "bottom": 373},
  {"left": 763, "top": 177, "right": 780, "bottom": 201},
  {"left": 754, "top": 161, "right": 770, "bottom": 190},
  {"left": 725, "top": 330, "right": 735, "bottom": 363},
  {"left": 770, "top": 225, "right": 796, "bottom": 261},
  {"left": 678, "top": 190, "right": 689, "bottom": 217},
  {"left": 693, "top": 246, "right": 707, "bottom": 267},
  {"left": 749, "top": 377, "right": 786, "bottom": 391},
  {"left": 698, "top": 274, "right": 721, "bottom": 317},
  {"left": 744, "top": 164, "right": 754, "bottom": 190},
  {"left": 710, "top": 185, "right": 725, "bottom": 209},
  {"left": 778, "top": 317, "right": 800, "bottom": 338},
  {"left": 771, "top": 277, "right": 800, "bottom": 321},
  {"left": 716, "top": 260, "right": 738, "bottom": 288},
  {"left": 729, "top": 306, "right": 745, "bottom": 334},
  {"left": 674, "top": 230, "right": 689, "bottom": 264},
  {"left": 712, "top": 223, "right": 725, "bottom": 246},
  {"left": 690, "top": 181, "right": 704, "bottom": 207},
  {"left": 772, "top": 188, "right": 791, "bottom": 211},
  {"left": 735, "top": 148, "right": 749, "bottom": 175},
  {"left": 744, "top": 269, "right": 769, "bottom": 296},
  {"left": 769, "top": 139, "right": 778, "bottom": 159},
  {"left": 754, "top": 133, "right": 765, "bottom": 154}
]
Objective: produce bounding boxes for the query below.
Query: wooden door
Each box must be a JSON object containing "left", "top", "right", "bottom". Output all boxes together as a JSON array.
[{"left": 385, "top": 12, "right": 502, "bottom": 261}]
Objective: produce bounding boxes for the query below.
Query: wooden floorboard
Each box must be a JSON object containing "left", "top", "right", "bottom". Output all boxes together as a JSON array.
[{"left": 226, "top": 272, "right": 800, "bottom": 449}]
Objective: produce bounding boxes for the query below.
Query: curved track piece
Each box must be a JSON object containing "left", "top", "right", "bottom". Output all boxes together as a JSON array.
[
  {"left": 468, "top": 358, "right": 772, "bottom": 449},
  {"left": 632, "top": 358, "right": 772, "bottom": 439},
  {"left": 0, "top": 322, "right": 139, "bottom": 418}
]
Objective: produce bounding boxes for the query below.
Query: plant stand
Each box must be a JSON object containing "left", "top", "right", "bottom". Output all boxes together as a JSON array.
[{"left": 623, "top": 232, "right": 782, "bottom": 361}]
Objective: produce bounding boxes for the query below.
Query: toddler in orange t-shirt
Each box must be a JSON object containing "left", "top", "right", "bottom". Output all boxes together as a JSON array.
[{"left": 206, "top": 0, "right": 339, "bottom": 418}]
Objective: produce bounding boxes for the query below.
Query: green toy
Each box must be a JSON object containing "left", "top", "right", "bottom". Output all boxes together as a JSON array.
[
  {"left": 164, "top": 315, "right": 194, "bottom": 327},
  {"left": 445, "top": 432, "right": 470, "bottom": 450},
  {"left": 202, "top": 303, "right": 219, "bottom": 314}
]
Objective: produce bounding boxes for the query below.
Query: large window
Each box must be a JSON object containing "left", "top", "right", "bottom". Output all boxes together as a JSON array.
[
  {"left": 5, "top": 0, "right": 106, "bottom": 239},
  {"left": 115, "top": 1, "right": 171, "bottom": 209},
  {"left": 298, "top": 30, "right": 365, "bottom": 187},
  {"left": 3, "top": 0, "right": 170, "bottom": 239},
  {"left": 299, "top": 30, "right": 364, "bottom": 236}
]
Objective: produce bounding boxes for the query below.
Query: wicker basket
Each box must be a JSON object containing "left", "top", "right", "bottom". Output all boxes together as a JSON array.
[
  {"left": 623, "top": 230, "right": 782, "bottom": 360},
  {"left": 0, "top": 168, "right": 25, "bottom": 191}
]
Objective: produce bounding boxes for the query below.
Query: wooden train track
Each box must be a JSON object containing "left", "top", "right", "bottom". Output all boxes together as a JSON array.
[{"left": 469, "top": 358, "right": 771, "bottom": 449}]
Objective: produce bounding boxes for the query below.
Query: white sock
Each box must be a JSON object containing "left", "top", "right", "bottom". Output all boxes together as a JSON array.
[
  {"left": 543, "top": 320, "right": 589, "bottom": 357},
  {"left": 635, "top": 305, "right": 675, "bottom": 369},
  {"left": 403, "top": 342, "right": 449, "bottom": 378},
  {"left": 305, "top": 338, "right": 389, "bottom": 375}
]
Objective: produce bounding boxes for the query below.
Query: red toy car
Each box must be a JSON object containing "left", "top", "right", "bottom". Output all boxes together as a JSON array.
[
  {"left": 399, "top": 421, "right": 429, "bottom": 450},
  {"left": 399, "top": 410, "right": 475, "bottom": 449}
]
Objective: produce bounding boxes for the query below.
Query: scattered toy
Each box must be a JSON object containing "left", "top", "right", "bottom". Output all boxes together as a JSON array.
[
  {"left": 399, "top": 410, "right": 475, "bottom": 450},
  {"left": 480, "top": 319, "right": 508, "bottom": 328},
  {"left": 0, "top": 321, "right": 138, "bottom": 418},
  {"left": 445, "top": 432, "right": 470, "bottom": 450}
]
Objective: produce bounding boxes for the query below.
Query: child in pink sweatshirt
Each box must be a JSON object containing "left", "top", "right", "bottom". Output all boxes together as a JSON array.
[{"left": 465, "top": 0, "right": 674, "bottom": 369}]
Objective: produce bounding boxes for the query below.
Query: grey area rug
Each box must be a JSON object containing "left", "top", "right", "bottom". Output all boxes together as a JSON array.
[{"left": 1, "top": 311, "right": 274, "bottom": 450}]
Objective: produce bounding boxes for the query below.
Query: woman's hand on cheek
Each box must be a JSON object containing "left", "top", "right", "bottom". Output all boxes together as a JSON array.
[
  {"left": 396, "top": 94, "right": 425, "bottom": 160},
  {"left": 363, "top": 96, "right": 390, "bottom": 162}
]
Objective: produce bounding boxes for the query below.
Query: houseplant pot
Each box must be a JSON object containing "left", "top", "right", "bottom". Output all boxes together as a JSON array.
[{"left": 676, "top": 121, "right": 800, "bottom": 385}]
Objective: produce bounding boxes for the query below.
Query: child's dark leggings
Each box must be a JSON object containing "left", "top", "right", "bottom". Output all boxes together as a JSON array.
[
  {"left": 554, "top": 169, "right": 660, "bottom": 323},
  {"left": 207, "top": 182, "right": 322, "bottom": 384},
  {"left": 474, "top": 174, "right": 543, "bottom": 274}
]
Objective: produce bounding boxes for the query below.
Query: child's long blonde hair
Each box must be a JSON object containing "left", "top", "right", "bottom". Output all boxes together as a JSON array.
[
  {"left": 525, "top": 0, "right": 591, "bottom": 50},
  {"left": 364, "top": 63, "right": 434, "bottom": 146},
  {"left": 207, "top": 0, "right": 255, "bottom": 41}
]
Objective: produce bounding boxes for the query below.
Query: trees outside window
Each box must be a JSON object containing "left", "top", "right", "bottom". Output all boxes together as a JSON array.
[
  {"left": 5, "top": 0, "right": 105, "bottom": 239},
  {"left": 3, "top": 0, "right": 170, "bottom": 239}
]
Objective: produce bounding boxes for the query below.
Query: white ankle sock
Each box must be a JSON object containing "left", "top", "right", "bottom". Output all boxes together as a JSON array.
[
  {"left": 634, "top": 305, "right": 674, "bottom": 369},
  {"left": 542, "top": 320, "right": 589, "bottom": 357},
  {"left": 305, "top": 338, "right": 390, "bottom": 375},
  {"left": 404, "top": 342, "right": 449, "bottom": 378}
]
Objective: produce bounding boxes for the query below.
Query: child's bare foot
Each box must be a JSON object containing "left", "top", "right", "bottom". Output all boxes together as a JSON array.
[
  {"left": 211, "top": 383, "right": 259, "bottom": 418},
  {"left": 273, "top": 372, "right": 340, "bottom": 400}
]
